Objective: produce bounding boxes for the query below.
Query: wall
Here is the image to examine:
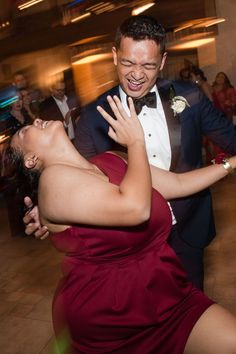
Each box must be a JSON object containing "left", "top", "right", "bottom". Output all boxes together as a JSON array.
[
  {"left": 0, "top": 45, "right": 72, "bottom": 93},
  {"left": 204, "top": 0, "right": 236, "bottom": 86}
]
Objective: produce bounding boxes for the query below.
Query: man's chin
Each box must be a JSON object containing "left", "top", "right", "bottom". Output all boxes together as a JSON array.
[{"left": 126, "top": 89, "right": 146, "bottom": 99}]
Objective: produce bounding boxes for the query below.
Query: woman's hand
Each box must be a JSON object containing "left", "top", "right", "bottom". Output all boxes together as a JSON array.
[
  {"left": 97, "top": 95, "right": 145, "bottom": 147},
  {"left": 23, "top": 196, "right": 49, "bottom": 239}
]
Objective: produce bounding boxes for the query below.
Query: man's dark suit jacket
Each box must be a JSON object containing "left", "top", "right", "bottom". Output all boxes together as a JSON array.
[
  {"left": 74, "top": 79, "right": 236, "bottom": 249},
  {"left": 39, "top": 95, "right": 80, "bottom": 124}
]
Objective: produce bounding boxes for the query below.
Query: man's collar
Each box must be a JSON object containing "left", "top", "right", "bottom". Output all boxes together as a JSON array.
[{"left": 52, "top": 95, "right": 67, "bottom": 103}]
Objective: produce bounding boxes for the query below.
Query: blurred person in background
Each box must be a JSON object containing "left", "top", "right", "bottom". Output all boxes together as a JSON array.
[
  {"left": 179, "top": 67, "right": 191, "bottom": 82},
  {"left": 20, "top": 88, "right": 38, "bottom": 121},
  {"left": 3, "top": 93, "right": 33, "bottom": 237},
  {"left": 190, "top": 67, "right": 213, "bottom": 102},
  {"left": 39, "top": 80, "right": 80, "bottom": 142},
  {"left": 12, "top": 70, "right": 44, "bottom": 115},
  {"left": 212, "top": 72, "right": 236, "bottom": 122},
  {"left": 203, "top": 72, "right": 236, "bottom": 163},
  {"left": 9, "top": 93, "right": 33, "bottom": 132}
]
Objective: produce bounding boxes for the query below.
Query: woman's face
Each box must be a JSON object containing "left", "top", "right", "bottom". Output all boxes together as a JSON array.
[
  {"left": 11, "top": 119, "right": 63, "bottom": 157},
  {"left": 215, "top": 73, "right": 226, "bottom": 85},
  {"left": 11, "top": 96, "right": 23, "bottom": 111},
  {"left": 20, "top": 90, "right": 32, "bottom": 105}
]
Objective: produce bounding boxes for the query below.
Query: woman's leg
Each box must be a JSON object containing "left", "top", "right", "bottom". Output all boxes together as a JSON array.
[{"left": 184, "top": 304, "right": 236, "bottom": 354}]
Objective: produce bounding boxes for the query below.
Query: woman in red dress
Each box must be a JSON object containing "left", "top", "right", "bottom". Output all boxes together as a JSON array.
[{"left": 10, "top": 96, "right": 236, "bottom": 354}]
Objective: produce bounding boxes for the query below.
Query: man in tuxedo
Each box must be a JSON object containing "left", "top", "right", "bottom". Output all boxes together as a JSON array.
[
  {"left": 39, "top": 80, "right": 80, "bottom": 141},
  {"left": 74, "top": 15, "right": 236, "bottom": 289}
]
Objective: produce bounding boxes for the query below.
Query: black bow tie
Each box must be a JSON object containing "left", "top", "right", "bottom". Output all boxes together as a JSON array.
[{"left": 131, "top": 92, "right": 157, "bottom": 115}]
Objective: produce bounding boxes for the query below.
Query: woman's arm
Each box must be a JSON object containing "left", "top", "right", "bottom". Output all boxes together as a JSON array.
[
  {"left": 39, "top": 96, "right": 152, "bottom": 228},
  {"left": 150, "top": 158, "right": 236, "bottom": 200}
]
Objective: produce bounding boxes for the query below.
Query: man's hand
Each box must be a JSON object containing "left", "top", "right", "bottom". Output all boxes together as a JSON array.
[{"left": 23, "top": 197, "right": 49, "bottom": 240}]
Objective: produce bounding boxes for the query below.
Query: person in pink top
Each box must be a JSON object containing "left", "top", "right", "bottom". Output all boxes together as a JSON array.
[{"left": 212, "top": 71, "right": 236, "bottom": 121}]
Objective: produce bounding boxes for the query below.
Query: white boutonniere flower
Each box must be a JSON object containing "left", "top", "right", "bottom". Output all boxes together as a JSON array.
[{"left": 171, "top": 96, "right": 190, "bottom": 116}]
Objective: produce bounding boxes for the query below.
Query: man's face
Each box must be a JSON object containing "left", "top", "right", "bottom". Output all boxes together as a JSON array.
[
  {"left": 51, "top": 82, "right": 66, "bottom": 101},
  {"left": 14, "top": 74, "right": 27, "bottom": 89},
  {"left": 112, "top": 37, "right": 167, "bottom": 99}
]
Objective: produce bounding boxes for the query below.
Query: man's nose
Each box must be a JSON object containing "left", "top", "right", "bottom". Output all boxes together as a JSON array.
[{"left": 131, "top": 66, "right": 145, "bottom": 80}]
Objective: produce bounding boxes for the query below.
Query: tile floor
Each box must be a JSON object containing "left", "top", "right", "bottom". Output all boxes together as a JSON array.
[{"left": 0, "top": 173, "right": 236, "bottom": 353}]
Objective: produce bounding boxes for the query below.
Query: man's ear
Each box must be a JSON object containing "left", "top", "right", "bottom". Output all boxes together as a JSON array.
[
  {"left": 159, "top": 52, "right": 168, "bottom": 71},
  {"left": 24, "top": 153, "right": 38, "bottom": 170},
  {"left": 112, "top": 47, "right": 118, "bottom": 66}
]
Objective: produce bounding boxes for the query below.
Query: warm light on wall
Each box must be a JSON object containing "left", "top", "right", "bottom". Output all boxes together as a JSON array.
[
  {"left": 169, "top": 38, "right": 215, "bottom": 50},
  {"left": 174, "top": 23, "right": 196, "bottom": 33},
  {"left": 174, "top": 17, "right": 226, "bottom": 32},
  {"left": 71, "top": 12, "right": 91, "bottom": 23},
  {"left": 131, "top": 2, "right": 155, "bottom": 16},
  {"left": 18, "top": 0, "right": 43, "bottom": 10},
  {"left": 193, "top": 18, "right": 226, "bottom": 28},
  {"left": 0, "top": 134, "right": 8, "bottom": 143},
  {"left": 73, "top": 53, "right": 112, "bottom": 65}
]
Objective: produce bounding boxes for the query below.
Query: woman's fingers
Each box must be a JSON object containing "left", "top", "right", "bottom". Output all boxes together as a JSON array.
[
  {"left": 97, "top": 104, "right": 115, "bottom": 126},
  {"left": 111, "top": 95, "right": 130, "bottom": 120},
  {"left": 127, "top": 97, "right": 137, "bottom": 118}
]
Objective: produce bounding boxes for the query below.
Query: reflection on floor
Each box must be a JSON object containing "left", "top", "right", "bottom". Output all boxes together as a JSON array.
[{"left": 0, "top": 173, "right": 236, "bottom": 354}]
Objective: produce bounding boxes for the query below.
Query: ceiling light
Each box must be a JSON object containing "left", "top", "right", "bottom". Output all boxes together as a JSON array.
[
  {"left": 174, "top": 23, "right": 196, "bottom": 33},
  {"left": 73, "top": 53, "right": 112, "bottom": 65},
  {"left": 18, "top": 0, "right": 43, "bottom": 10},
  {"left": 132, "top": 2, "right": 155, "bottom": 16},
  {"left": 169, "top": 38, "right": 215, "bottom": 50},
  {"left": 193, "top": 18, "right": 226, "bottom": 28},
  {"left": 174, "top": 17, "right": 226, "bottom": 32},
  {"left": 69, "top": 35, "right": 108, "bottom": 46},
  {"left": 71, "top": 12, "right": 91, "bottom": 23},
  {"left": 87, "top": 2, "right": 107, "bottom": 11}
]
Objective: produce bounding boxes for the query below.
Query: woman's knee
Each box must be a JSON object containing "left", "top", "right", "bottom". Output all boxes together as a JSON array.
[{"left": 184, "top": 304, "right": 236, "bottom": 354}]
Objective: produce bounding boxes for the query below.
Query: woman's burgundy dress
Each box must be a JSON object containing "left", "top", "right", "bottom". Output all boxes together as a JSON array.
[{"left": 51, "top": 153, "right": 213, "bottom": 354}]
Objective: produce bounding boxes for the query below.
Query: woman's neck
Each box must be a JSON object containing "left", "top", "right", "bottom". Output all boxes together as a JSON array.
[{"left": 43, "top": 139, "right": 95, "bottom": 172}]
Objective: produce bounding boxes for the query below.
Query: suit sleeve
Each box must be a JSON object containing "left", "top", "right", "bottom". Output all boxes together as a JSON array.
[
  {"left": 198, "top": 92, "right": 236, "bottom": 154},
  {"left": 74, "top": 106, "right": 98, "bottom": 159}
]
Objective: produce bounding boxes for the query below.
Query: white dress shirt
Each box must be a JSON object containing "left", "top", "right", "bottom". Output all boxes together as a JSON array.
[
  {"left": 119, "top": 85, "right": 176, "bottom": 224},
  {"left": 53, "top": 95, "right": 75, "bottom": 140}
]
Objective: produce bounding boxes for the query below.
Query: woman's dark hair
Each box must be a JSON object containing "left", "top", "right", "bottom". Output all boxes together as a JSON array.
[
  {"left": 115, "top": 15, "right": 166, "bottom": 55},
  {"left": 191, "top": 66, "right": 207, "bottom": 82},
  {"left": 212, "top": 71, "right": 234, "bottom": 89},
  {"left": 3, "top": 142, "right": 40, "bottom": 204}
]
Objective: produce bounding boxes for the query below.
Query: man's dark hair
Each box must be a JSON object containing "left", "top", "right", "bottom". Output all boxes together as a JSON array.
[
  {"left": 115, "top": 15, "right": 166, "bottom": 54},
  {"left": 12, "top": 70, "right": 26, "bottom": 79},
  {"left": 191, "top": 66, "right": 207, "bottom": 82}
]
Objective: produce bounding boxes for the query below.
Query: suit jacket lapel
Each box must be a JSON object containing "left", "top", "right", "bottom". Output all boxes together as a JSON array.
[
  {"left": 100, "top": 86, "right": 120, "bottom": 119},
  {"left": 157, "top": 80, "right": 181, "bottom": 171}
]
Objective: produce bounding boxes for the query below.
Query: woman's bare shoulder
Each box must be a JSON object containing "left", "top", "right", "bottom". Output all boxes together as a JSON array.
[{"left": 39, "top": 164, "right": 84, "bottom": 193}]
